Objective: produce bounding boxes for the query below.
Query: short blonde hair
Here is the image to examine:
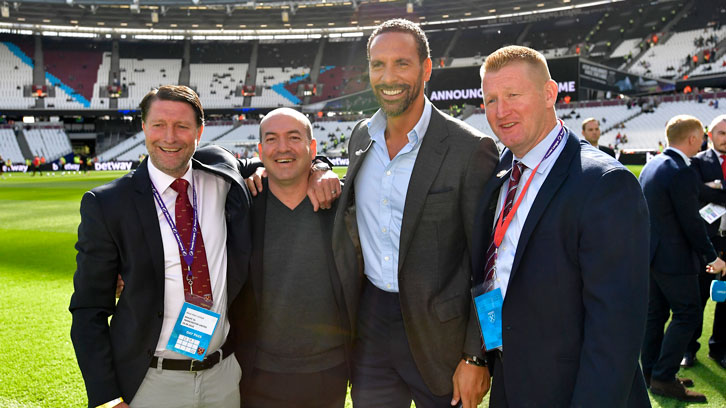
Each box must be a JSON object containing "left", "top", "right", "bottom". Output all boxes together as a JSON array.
[
  {"left": 582, "top": 117, "right": 599, "bottom": 131},
  {"left": 480, "top": 45, "right": 551, "bottom": 81},
  {"left": 665, "top": 115, "right": 704, "bottom": 144}
]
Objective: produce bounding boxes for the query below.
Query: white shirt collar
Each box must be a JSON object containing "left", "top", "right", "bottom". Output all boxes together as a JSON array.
[
  {"left": 513, "top": 121, "right": 563, "bottom": 174},
  {"left": 147, "top": 159, "right": 194, "bottom": 194},
  {"left": 367, "top": 97, "right": 433, "bottom": 146},
  {"left": 668, "top": 146, "right": 691, "bottom": 166}
]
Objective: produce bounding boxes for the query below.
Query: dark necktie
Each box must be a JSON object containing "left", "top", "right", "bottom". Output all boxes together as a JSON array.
[
  {"left": 720, "top": 154, "right": 726, "bottom": 180},
  {"left": 170, "top": 178, "right": 213, "bottom": 308},
  {"left": 483, "top": 161, "right": 525, "bottom": 285}
]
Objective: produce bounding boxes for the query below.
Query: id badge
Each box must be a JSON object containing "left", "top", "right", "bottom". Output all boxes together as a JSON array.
[
  {"left": 471, "top": 287, "right": 504, "bottom": 351},
  {"left": 166, "top": 302, "right": 220, "bottom": 361}
]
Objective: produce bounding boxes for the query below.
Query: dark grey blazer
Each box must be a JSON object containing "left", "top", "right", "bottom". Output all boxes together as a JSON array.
[
  {"left": 70, "top": 146, "right": 257, "bottom": 407},
  {"left": 332, "top": 106, "right": 499, "bottom": 395}
]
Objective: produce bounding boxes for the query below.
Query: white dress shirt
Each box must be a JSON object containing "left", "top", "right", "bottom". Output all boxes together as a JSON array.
[
  {"left": 493, "top": 122, "right": 566, "bottom": 298},
  {"left": 147, "top": 160, "right": 231, "bottom": 359}
]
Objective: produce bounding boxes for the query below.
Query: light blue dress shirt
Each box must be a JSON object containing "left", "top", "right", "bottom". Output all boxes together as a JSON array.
[
  {"left": 354, "top": 99, "right": 433, "bottom": 292},
  {"left": 493, "top": 121, "right": 566, "bottom": 298}
]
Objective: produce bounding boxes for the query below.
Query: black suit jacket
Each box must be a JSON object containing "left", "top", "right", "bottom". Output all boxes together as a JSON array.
[
  {"left": 332, "top": 106, "right": 499, "bottom": 395},
  {"left": 70, "top": 146, "right": 257, "bottom": 407},
  {"left": 640, "top": 148, "right": 717, "bottom": 274},
  {"left": 690, "top": 148, "right": 726, "bottom": 238},
  {"left": 232, "top": 179, "right": 350, "bottom": 389},
  {"left": 599, "top": 144, "right": 616, "bottom": 158},
  {"left": 473, "top": 130, "right": 651, "bottom": 407}
]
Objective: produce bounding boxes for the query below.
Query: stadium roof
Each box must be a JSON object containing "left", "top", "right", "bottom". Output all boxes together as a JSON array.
[{"left": 0, "top": 0, "right": 628, "bottom": 36}]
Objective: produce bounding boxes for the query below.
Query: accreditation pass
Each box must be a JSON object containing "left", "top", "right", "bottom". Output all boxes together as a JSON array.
[{"left": 166, "top": 302, "right": 220, "bottom": 361}]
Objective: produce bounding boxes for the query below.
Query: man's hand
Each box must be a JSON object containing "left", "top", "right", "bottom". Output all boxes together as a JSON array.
[
  {"left": 707, "top": 257, "right": 726, "bottom": 277},
  {"left": 114, "top": 403, "right": 129, "bottom": 408},
  {"left": 308, "top": 169, "right": 341, "bottom": 211},
  {"left": 115, "top": 274, "right": 125, "bottom": 298},
  {"left": 245, "top": 167, "right": 266, "bottom": 196},
  {"left": 451, "top": 359, "right": 490, "bottom": 408},
  {"left": 705, "top": 180, "right": 723, "bottom": 189}
]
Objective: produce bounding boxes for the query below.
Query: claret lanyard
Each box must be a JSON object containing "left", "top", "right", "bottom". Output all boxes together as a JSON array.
[
  {"left": 151, "top": 178, "right": 199, "bottom": 291},
  {"left": 492, "top": 121, "right": 565, "bottom": 248}
]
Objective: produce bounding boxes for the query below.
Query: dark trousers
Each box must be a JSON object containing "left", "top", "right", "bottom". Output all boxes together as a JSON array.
[
  {"left": 641, "top": 271, "right": 701, "bottom": 381},
  {"left": 241, "top": 363, "right": 348, "bottom": 408},
  {"left": 351, "top": 280, "right": 453, "bottom": 408},
  {"left": 687, "top": 236, "right": 726, "bottom": 359}
]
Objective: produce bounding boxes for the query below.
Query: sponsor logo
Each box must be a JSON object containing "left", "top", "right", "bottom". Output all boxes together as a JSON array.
[{"left": 94, "top": 161, "right": 133, "bottom": 171}]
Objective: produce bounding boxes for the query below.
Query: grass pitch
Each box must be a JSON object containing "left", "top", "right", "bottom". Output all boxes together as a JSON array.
[{"left": 1, "top": 166, "right": 725, "bottom": 407}]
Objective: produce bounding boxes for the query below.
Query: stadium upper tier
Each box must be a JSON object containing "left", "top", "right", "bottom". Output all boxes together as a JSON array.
[{"left": 0, "top": 0, "right": 722, "bottom": 111}]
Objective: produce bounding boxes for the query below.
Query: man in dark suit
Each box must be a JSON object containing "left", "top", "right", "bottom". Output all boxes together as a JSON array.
[
  {"left": 582, "top": 117, "right": 616, "bottom": 158},
  {"left": 70, "top": 86, "right": 258, "bottom": 408},
  {"left": 640, "top": 114, "right": 726, "bottom": 402},
  {"left": 473, "top": 45, "right": 651, "bottom": 407},
  {"left": 235, "top": 108, "right": 349, "bottom": 408},
  {"left": 332, "top": 19, "right": 498, "bottom": 408},
  {"left": 683, "top": 114, "right": 726, "bottom": 369}
]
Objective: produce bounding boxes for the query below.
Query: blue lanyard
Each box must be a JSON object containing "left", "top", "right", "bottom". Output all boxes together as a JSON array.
[{"left": 151, "top": 178, "right": 199, "bottom": 279}]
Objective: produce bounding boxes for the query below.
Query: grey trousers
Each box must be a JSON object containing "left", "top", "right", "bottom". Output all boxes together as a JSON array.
[{"left": 130, "top": 353, "right": 242, "bottom": 408}]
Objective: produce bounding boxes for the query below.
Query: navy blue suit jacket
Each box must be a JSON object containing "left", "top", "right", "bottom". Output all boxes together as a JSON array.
[
  {"left": 690, "top": 148, "right": 726, "bottom": 238},
  {"left": 639, "top": 148, "right": 717, "bottom": 275},
  {"left": 70, "top": 146, "right": 257, "bottom": 407},
  {"left": 472, "top": 129, "right": 650, "bottom": 407}
]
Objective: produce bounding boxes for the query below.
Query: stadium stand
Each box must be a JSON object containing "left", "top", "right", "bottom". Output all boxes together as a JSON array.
[
  {"left": 0, "top": 42, "right": 36, "bottom": 109},
  {"left": 251, "top": 66, "right": 309, "bottom": 107},
  {"left": 629, "top": 27, "right": 726, "bottom": 78},
  {"left": 117, "top": 58, "right": 183, "bottom": 109},
  {"left": 0, "top": 128, "right": 24, "bottom": 163},
  {"left": 23, "top": 127, "right": 72, "bottom": 161},
  {"left": 189, "top": 63, "right": 248, "bottom": 109},
  {"left": 97, "top": 131, "right": 145, "bottom": 161}
]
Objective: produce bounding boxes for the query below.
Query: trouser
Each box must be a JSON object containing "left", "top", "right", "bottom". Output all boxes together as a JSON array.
[
  {"left": 641, "top": 271, "right": 700, "bottom": 382},
  {"left": 130, "top": 353, "right": 241, "bottom": 408},
  {"left": 242, "top": 363, "right": 348, "bottom": 408},
  {"left": 351, "top": 279, "right": 453, "bottom": 408},
  {"left": 687, "top": 235, "right": 726, "bottom": 359}
]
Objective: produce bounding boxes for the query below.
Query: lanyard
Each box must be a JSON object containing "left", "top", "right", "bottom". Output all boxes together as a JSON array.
[
  {"left": 151, "top": 178, "right": 199, "bottom": 279},
  {"left": 493, "top": 121, "right": 565, "bottom": 248}
]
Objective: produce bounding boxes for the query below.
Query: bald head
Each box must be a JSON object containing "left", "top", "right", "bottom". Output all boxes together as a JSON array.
[{"left": 259, "top": 108, "right": 313, "bottom": 141}]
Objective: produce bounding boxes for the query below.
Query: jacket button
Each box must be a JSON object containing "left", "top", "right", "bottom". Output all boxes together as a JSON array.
[
  {"left": 505, "top": 325, "right": 512, "bottom": 330},
  {"left": 158, "top": 311, "right": 163, "bottom": 318}
]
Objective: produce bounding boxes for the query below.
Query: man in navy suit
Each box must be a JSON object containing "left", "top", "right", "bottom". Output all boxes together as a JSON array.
[
  {"left": 473, "top": 45, "right": 651, "bottom": 407},
  {"left": 684, "top": 114, "right": 726, "bottom": 369},
  {"left": 640, "top": 114, "right": 726, "bottom": 402}
]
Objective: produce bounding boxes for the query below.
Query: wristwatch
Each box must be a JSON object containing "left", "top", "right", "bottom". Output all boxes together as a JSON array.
[
  {"left": 462, "top": 353, "right": 486, "bottom": 367},
  {"left": 312, "top": 160, "right": 331, "bottom": 172}
]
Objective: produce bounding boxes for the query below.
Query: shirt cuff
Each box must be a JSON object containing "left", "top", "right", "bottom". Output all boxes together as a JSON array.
[{"left": 97, "top": 397, "right": 124, "bottom": 408}]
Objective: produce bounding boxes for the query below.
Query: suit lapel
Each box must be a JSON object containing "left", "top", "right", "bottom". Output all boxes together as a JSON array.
[
  {"left": 707, "top": 149, "right": 724, "bottom": 181},
  {"left": 132, "top": 159, "right": 165, "bottom": 291},
  {"left": 508, "top": 132, "right": 578, "bottom": 283},
  {"left": 398, "top": 108, "right": 449, "bottom": 271}
]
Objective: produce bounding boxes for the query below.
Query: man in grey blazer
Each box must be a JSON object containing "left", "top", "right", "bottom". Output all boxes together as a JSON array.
[{"left": 332, "top": 19, "right": 499, "bottom": 408}]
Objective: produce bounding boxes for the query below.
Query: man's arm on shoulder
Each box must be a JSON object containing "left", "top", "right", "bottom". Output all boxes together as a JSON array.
[
  {"left": 669, "top": 167, "right": 718, "bottom": 262},
  {"left": 571, "top": 168, "right": 650, "bottom": 405},
  {"left": 69, "top": 191, "right": 123, "bottom": 407}
]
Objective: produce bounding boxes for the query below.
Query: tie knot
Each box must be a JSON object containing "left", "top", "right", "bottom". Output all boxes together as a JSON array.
[{"left": 170, "top": 178, "right": 189, "bottom": 195}]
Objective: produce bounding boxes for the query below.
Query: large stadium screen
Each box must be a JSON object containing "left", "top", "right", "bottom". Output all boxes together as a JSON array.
[{"left": 426, "top": 56, "right": 580, "bottom": 109}]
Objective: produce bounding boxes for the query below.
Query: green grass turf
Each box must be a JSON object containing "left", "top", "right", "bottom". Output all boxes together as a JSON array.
[{"left": 2, "top": 165, "right": 726, "bottom": 407}]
